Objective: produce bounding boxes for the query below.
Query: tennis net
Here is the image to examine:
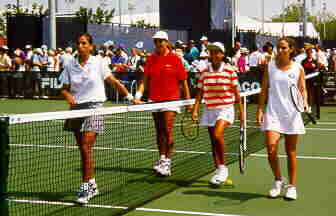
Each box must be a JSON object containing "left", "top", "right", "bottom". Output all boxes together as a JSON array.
[{"left": 0, "top": 75, "right": 319, "bottom": 216}]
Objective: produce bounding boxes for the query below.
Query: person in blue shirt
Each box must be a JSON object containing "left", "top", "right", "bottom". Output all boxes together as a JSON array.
[{"left": 184, "top": 40, "right": 200, "bottom": 64}]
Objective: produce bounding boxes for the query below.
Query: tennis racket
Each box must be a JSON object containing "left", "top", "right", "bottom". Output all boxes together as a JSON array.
[
  {"left": 239, "top": 127, "right": 247, "bottom": 174},
  {"left": 289, "top": 84, "right": 317, "bottom": 124},
  {"left": 181, "top": 111, "right": 199, "bottom": 141}
]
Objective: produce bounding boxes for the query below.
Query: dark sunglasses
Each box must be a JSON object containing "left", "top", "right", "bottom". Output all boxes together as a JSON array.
[{"left": 154, "top": 39, "right": 166, "bottom": 44}]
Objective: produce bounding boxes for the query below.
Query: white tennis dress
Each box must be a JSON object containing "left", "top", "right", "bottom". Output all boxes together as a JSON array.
[{"left": 261, "top": 60, "right": 305, "bottom": 134}]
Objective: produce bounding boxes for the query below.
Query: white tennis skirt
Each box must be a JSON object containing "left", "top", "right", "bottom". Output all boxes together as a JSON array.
[
  {"left": 64, "top": 102, "right": 104, "bottom": 133},
  {"left": 200, "top": 105, "right": 235, "bottom": 127},
  {"left": 147, "top": 100, "right": 181, "bottom": 113}
]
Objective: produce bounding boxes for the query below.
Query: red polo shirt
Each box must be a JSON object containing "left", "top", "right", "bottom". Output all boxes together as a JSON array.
[{"left": 144, "top": 52, "right": 187, "bottom": 102}]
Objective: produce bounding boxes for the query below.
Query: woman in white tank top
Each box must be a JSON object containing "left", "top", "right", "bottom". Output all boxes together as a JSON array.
[{"left": 257, "top": 38, "right": 308, "bottom": 200}]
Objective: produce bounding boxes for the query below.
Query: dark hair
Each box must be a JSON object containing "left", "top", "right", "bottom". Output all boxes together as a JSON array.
[
  {"left": 250, "top": 44, "right": 258, "bottom": 52},
  {"left": 277, "top": 37, "right": 297, "bottom": 59},
  {"left": 77, "top": 33, "right": 93, "bottom": 45},
  {"left": 262, "top": 42, "right": 274, "bottom": 52}
]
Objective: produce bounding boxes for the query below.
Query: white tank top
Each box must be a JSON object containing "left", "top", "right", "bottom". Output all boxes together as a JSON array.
[{"left": 262, "top": 60, "right": 305, "bottom": 134}]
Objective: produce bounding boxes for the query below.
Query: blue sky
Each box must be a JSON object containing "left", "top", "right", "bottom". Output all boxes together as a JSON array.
[{"left": 1, "top": 0, "right": 335, "bottom": 19}]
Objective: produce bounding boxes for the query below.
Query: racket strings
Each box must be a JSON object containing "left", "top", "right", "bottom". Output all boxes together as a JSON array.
[
  {"left": 181, "top": 112, "right": 199, "bottom": 139},
  {"left": 290, "top": 85, "right": 305, "bottom": 112}
]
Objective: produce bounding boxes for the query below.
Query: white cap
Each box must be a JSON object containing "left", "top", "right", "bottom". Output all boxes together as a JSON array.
[
  {"left": 35, "top": 48, "right": 43, "bottom": 55},
  {"left": 240, "top": 47, "right": 249, "bottom": 54},
  {"left": 207, "top": 42, "right": 225, "bottom": 53},
  {"left": 14, "top": 50, "right": 22, "bottom": 56},
  {"left": 200, "top": 50, "right": 209, "bottom": 57},
  {"left": 2, "top": 45, "right": 8, "bottom": 50},
  {"left": 135, "top": 41, "right": 144, "bottom": 49},
  {"left": 200, "top": 36, "right": 208, "bottom": 41},
  {"left": 25, "top": 44, "right": 32, "bottom": 49},
  {"left": 65, "top": 47, "right": 73, "bottom": 52},
  {"left": 104, "top": 40, "right": 114, "bottom": 47},
  {"left": 41, "top": 44, "right": 47, "bottom": 50},
  {"left": 152, "top": 31, "right": 169, "bottom": 41}
]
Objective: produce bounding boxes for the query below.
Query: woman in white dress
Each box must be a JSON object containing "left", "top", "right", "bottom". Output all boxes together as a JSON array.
[{"left": 257, "top": 38, "right": 308, "bottom": 200}]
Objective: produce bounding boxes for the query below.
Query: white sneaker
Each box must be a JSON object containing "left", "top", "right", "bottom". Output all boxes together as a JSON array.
[
  {"left": 77, "top": 182, "right": 99, "bottom": 204},
  {"left": 153, "top": 159, "right": 164, "bottom": 172},
  {"left": 209, "top": 167, "right": 228, "bottom": 186},
  {"left": 157, "top": 159, "right": 171, "bottom": 176},
  {"left": 269, "top": 179, "right": 285, "bottom": 198},
  {"left": 285, "top": 186, "right": 297, "bottom": 200}
]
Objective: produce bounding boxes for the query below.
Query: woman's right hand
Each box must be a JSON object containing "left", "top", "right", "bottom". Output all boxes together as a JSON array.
[
  {"left": 191, "top": 109, "right": 199, "bottom": 121},
  {"left": 66, "top": 95, "right": 76, "bottom": 108},
  {"left": 256, "top": 109, "right": 264, "bottom": 126}
]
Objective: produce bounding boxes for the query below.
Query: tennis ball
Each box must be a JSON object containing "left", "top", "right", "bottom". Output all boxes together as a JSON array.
[{"left": 224, "top": 179, "right": 233, "bottom": 185}]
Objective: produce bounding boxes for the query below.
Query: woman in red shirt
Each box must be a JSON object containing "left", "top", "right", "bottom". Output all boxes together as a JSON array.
[{"left": 135, "top": 31, "right": 191, "bottom": 176}]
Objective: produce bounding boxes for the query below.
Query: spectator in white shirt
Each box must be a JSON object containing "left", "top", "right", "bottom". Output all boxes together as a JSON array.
[
  {"left": 126, "top": 48, "right": 141, "bottom": 72},
  {"left": 0, "top": 46, "right": 12, "bottom": 97},
  {"left": 249, "top": 44, "right": 264, "bottom": 80},
  {"left": 0, "top": 46, "right": 12, "bottom": 71},
  {"left": 200, "top": 36, "right": 209, "bottom": 52},
  {"left": 59, "top": 47, "right": 74, "bottom": 72},
  {"left": 315, "top": 44, "right": 328, "bottom": 70},
  {"left": 24, "top": 44, "right": 33, "bottom": 71}
]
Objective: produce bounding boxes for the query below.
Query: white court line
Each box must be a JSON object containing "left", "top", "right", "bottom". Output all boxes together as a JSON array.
[
  {"left": 9, "top": 144, "right": 209, "bottom": 155},
  {"left": 10, "top": 144, "right": 336, "bottom": 160},
  {"left": 251, "top": 153, "right": 336, "bottom": 160},
  {"left": 305, "top": 128, "right": 336, "bottom": 131},
  {"left": 8, "top": 199, "right": 242, "bottom": 216},
  {"left": 314, "top": 122, "right": 336, "bottom": 125}
]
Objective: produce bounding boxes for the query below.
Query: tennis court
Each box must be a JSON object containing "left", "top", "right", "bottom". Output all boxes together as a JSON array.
[
  {"left": 124, "top": 106, "right": 336, "bottom": 216},
  {"left": 1, "top": 97, "right": 334, "bottom": 216}
]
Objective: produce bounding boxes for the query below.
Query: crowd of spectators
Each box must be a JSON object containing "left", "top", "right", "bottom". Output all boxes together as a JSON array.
[{"left": 0, "top": 36, "right": 334, "bottom": 99}]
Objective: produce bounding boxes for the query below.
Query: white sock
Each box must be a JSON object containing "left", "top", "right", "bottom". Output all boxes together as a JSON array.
[
  {"left": 218, "top": 165, "right": 227, "bottom": 171},
  {"left": 160, "top": 155, "right": 166, "bottom": 160},
  {"left": 89, "top": 178, "right": 96, "bottom": 185}
]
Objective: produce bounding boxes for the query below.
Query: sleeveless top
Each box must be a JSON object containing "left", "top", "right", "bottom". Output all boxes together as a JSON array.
[{"left": 261, "top": 60, "right": 305, "bottom": 134}]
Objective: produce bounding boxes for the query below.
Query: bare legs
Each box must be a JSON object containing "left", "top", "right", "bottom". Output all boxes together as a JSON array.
[
  {"left": 208, "top": 120, "right": 231, "bottom": 168},
  {"left": 75, "top": 131, "right": 97, "bottom": 182},
  {"left": 153, "top": 111, "right": 177, "bottom": 159},
  {"left": 266, "top": 131, "right": 299, "bottom": 185}
]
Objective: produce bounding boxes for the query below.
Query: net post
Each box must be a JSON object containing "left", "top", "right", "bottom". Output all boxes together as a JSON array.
[{"left": 0, "top": 116, "right": 9, "bottom": 216}]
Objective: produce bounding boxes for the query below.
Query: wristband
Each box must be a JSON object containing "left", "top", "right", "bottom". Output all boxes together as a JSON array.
[
  {"left": 135, "top": 91, "right": 143, "bottom": 100},
  {"left": 126, "top": 93, "right": 134, "bottom": 101}
]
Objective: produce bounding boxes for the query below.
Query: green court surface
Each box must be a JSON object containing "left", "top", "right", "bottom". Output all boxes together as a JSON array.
[
  {"left": 125, "top": 106, "right": 336, "bottom": 216},
  {"left": 1, "top": 99, "right": 335, "bottom": 216}
]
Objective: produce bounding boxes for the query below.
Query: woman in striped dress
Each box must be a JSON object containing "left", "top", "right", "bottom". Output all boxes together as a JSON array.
[{"left": 192, "top": 42, "right": 244, "bottom": 186}]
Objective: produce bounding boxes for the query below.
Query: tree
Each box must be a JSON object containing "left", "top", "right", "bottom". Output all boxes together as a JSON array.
[
  {"left": 271, "top": 2, "right": 336, "bottom": 40},
  {"left": 314, "top": 13, "right": 336, "bottom": 40},
  {"left": 0, "top": 3, "right": 48, "bottom": 35},
  {"left": 0, "top": 14, "right": 5, "bottom": 34},
  {"left": 271, "top": 2, "right": 315, "bottom": 22},
  {"left": 130, "top": 19, "right": 157, "bottom": 28},
  {"left": 75, "top": 6, "right": 115, "bottom": 24}
]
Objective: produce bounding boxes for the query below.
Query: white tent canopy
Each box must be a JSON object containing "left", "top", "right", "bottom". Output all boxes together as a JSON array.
[
  {"left": 111, "top": 12, "right": 160, "bottom": 26},
  {"left": 237, "top": 15, "right": 320, "bottom": 39},
  {"left": 111, "top": 13, "right": 320, "bottom": 39}
]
